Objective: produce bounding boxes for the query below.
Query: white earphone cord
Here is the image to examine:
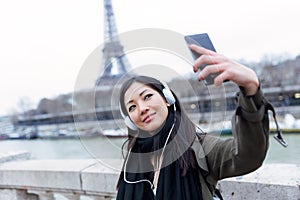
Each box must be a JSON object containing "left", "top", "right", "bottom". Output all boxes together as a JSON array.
[{"left": 123, "top": 104, "right": 176, "bottom": 190}]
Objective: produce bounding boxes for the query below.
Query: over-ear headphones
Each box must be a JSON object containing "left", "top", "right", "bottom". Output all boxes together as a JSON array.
[
  {"left": 120, "top": 80, "right": 176, "bottom": 131},
  {"left": 161, "top": 81, "right": 176, "bottom": 106}
]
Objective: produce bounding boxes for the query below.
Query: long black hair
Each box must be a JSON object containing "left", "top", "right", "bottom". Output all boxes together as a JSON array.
[{"left": 117, "top": 75, "right": 200, "bottom": 188}]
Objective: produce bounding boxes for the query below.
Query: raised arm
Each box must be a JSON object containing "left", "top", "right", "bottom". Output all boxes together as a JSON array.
[
  {"left": 190, "top": 44, "right": 269, "bottom": 183},
  {"left": 189, "top": 44, "right": 259, "bottom": 96}
]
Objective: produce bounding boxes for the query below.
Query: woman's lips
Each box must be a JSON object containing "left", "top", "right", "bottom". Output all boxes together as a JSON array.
[{"left": 142, "top": 113, "right": 155, "bottom": 123}]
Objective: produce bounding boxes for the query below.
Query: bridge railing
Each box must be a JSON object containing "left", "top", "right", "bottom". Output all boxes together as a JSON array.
[{"left": 0, "top": 151, "right": 299, "bottom": 200}]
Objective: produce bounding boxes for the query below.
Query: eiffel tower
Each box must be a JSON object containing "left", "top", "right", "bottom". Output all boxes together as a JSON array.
[{"left": 95, "top": 0, "right": 132, "bottom": 86}]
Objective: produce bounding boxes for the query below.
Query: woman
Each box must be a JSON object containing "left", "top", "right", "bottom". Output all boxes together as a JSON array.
[{"left": 116, "top": 44, "right": 271, "bottom": 200}]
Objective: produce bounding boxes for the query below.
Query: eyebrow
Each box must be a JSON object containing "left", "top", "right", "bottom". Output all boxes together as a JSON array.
[{"left": 126, "top": 89, "right": 148, "bottom": 105}]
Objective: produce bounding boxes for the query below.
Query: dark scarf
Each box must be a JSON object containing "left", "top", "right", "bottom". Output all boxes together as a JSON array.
[{"left": 116, "top": 111, "right": 203, "bottom": 200}]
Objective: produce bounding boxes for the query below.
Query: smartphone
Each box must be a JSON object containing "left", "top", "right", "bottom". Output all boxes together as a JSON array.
[{"left": 184, "top": 33, "right": 218, "bottom": 85}]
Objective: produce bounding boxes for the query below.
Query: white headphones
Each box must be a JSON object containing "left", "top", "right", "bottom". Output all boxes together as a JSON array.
[{"left": 120, "top": 80, "right": 176, "bottom": 131}]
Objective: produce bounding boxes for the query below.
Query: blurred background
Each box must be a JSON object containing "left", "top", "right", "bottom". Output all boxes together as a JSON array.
[{"left": 0, "top": 0, "right": 299, "bottom": 165}]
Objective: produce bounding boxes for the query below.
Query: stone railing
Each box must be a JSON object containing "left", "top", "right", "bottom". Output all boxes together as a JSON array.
[
  {"left": 0, "top": 151, "right": 121, "bottom": 200},
  {"left": 217, "top": 163, "right": 300, "bottom": 199},
  {"left": 0, "top": 151, "right": 299, "bottom": 200}
]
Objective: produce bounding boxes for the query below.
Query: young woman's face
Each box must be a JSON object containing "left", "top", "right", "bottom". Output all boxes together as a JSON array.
[{"left": 124, "top": 82, "right": 169, "bottom": 134}]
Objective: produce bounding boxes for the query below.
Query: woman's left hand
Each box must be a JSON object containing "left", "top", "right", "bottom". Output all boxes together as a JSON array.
[{"left": 189, "top": 44, "right": 259, "bottom": 96}]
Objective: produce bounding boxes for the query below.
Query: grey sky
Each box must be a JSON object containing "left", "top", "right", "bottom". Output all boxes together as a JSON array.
[{"left": 0, "top": 0, "right": 299, "bottom": 115}]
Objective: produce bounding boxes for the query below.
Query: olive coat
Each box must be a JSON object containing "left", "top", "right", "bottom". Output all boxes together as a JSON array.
[{"left": 191, "top": 88, "right": 270, "bottom": 199}]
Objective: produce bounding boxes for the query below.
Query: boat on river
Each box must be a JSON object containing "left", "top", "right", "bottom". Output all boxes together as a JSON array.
[{"left": 101, "top": 129, "right": 127, "bottom": 138}]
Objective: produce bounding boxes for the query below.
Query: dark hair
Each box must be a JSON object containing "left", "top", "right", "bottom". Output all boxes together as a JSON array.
[{"left": 117, "top": 75, "right": 199, "bottom": 188}]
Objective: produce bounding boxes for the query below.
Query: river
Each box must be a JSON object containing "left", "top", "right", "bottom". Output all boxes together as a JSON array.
[{"left": 0, "top": 133, "right": 299, "bottom": 165}]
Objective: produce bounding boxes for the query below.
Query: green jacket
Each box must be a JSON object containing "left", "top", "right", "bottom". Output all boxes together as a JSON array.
[{"left": 191, "top": 88, "right": 270, "bottom": 199}]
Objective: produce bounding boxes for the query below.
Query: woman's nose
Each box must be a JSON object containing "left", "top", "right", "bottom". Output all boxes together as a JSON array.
[{"left": 138, "top": 102, "right": 149, "bottom": 115}]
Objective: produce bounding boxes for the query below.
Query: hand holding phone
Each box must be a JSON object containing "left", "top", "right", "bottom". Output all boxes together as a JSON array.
[{"left": 184, "top": 33, "right": 218, "bottom": 85}]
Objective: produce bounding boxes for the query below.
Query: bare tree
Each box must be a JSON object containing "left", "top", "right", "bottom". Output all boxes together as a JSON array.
[{"left": 17, "top": 96, "right": 34, "bottom": 119}]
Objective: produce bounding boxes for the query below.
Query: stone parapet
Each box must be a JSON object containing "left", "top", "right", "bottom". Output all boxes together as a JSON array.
[
  {"left": 218, "top": 163, "right": 300, "bottom": 199},
  {"left": 0, "top": 157, "right": 121, "bottom": 199},
  {"left": 0, "top": 152, "right": 299, "bottom": 199},
  {"left": 0, "top": 151, "right": 31, "bottom": 163}
]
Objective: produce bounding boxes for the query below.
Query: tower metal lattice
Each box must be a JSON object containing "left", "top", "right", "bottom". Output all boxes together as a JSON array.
[{"left": 95, "top": 0, "right": 132, "bottom": 86}]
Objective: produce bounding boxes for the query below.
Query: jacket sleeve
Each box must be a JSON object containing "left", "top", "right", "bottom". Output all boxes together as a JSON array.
[{"left": 202, "top": 86, "right": 270, "bottom": 184}]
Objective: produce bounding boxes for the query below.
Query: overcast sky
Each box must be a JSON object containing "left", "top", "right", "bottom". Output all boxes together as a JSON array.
[{"left": 0, "top": 0, "right": 299, "bottom": 116}]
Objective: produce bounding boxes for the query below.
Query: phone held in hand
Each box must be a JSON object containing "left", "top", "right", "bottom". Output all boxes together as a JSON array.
[{"left": 184, "top": 33, "right": 218, "bottom": 85}]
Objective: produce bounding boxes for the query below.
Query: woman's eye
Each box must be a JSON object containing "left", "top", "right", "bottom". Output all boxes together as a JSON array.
[
  {"left": 144, "top": 93, "right": 153, "bottom": 100},
  {"left": 128, "top": 105, "right": 136, "bottom": 112}
]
